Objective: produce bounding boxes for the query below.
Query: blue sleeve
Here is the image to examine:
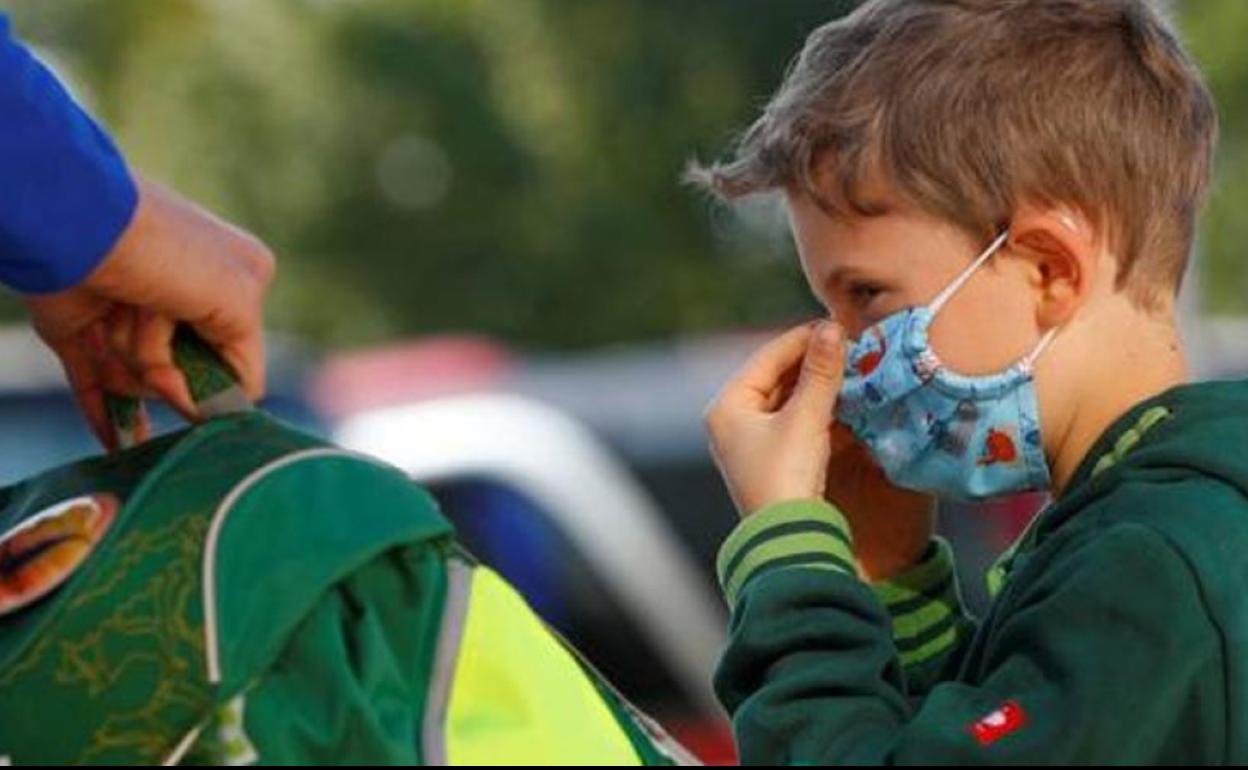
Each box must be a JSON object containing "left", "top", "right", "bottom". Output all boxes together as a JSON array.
[{"left": 0, "top": 15, "right": 137, "bottom": 294}]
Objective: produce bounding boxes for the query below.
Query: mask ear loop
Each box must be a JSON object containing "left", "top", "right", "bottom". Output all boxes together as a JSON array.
[
  {"left": 927, "top": 229, "right": 1011, "bottom": 315},
  {"left": 1018, "top": 325, "right": 1060, "bottom": 375}
]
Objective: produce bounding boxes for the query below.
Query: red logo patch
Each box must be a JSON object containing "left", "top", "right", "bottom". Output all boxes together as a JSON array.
[{"left": 968, "top": 699, "right": 1026, "bottom": 746}]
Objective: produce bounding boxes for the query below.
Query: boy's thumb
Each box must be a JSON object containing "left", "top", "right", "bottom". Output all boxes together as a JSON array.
[{"left": 789, "top": 321, "right": 845, "bottom": 422}]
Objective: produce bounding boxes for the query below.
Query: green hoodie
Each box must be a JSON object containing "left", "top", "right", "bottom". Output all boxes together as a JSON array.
[{"left": 713, "top": 378, "right": 1248, "bottom": 764}]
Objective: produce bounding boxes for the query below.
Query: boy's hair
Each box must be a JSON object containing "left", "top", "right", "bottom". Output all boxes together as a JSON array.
[{"left": 688, "top": 0, "right": 1217, "bottom": 308}]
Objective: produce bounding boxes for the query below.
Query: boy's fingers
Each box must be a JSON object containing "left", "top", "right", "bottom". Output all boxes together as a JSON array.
[
  {"left": 787, "top": 321, "right": 845, "bottom": 424},
  {"left": 720, "top": 322, "right": 819, "bottom": 411}
]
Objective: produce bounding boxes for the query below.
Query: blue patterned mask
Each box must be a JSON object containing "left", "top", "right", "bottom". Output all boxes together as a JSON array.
[{"left": 833, "top": 230, "right": 1058, "bottom": 501}]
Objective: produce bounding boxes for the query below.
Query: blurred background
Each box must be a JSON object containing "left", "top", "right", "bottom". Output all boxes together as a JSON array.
[{"left": 0, "top": 0, "right": 1244, "bottom": 763}]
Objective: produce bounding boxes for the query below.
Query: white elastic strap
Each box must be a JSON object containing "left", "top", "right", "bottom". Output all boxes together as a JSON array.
[
  {"left": 928, "top": 229, "right": 1011, "bottom": 315},
  {"left": 1019, "top": 325, "right": 1060, "bottom": 374}
]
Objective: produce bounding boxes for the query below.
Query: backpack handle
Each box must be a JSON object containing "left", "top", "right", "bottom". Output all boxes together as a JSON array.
[{"left": 104, "top": 324, "right": 253, "bottom": 449}]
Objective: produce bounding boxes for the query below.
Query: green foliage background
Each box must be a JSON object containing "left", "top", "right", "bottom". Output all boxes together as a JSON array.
[{"left": 0, "top": 1, "right": 1240, "bottom": 350}]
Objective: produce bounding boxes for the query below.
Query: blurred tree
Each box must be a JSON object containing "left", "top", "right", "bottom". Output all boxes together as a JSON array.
[
  {"left": 1181, "top": 0, "right": 1248, "bottom": 315},
  {"left": 1, "top": 1, "right": 1241, "bottom": 350},
  {"left": 0, "top": 0, "right": 846, "bottom": 350}
]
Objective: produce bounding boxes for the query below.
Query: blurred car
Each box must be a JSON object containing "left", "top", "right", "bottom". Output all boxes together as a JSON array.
[{"left": 315, "top": 336, "right": 739, "bottom": 762}]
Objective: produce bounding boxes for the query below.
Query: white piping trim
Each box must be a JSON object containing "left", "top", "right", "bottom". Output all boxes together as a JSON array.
[
  {"left": 202, "top": 447, "right": 361, "bottom": 684},
  {"left": 420, "top": 559, "right": 473, "bottom": 765},
  {"left": 161, "top": 724, "right": 203, "bottom": 766}
]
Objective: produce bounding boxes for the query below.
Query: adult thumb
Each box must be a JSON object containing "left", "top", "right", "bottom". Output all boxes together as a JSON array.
[{"left": 788, "top": 321, "right": 845, "bottom": 423}]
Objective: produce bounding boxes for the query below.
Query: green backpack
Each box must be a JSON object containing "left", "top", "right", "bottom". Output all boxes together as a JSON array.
[{"left": 0, "top": 329, "right": 694, "bottom": 765}]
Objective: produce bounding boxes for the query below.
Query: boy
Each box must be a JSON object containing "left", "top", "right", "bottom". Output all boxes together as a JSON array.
[{"left": 692, "top": 0, "right": 1241, "bottom": 763}]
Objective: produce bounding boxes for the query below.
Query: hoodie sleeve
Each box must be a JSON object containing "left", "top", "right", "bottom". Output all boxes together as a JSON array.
[
  {"left": 716, "top": 501, "right": 978, "bottom": 702},
  {"left": 713, "top": 499, "right": 1223, "bottom": 764},
  {"left": 0, "top": 15, "right": 137, "bottom": 294}
]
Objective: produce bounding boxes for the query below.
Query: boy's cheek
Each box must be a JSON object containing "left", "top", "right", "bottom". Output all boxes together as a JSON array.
[{"left": 928, "top": 286, "right": 1038, "bottom": 375}]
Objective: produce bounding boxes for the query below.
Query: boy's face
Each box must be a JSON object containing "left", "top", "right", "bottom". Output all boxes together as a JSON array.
[{"left": 784, "top": 183, "right": 1043, "bottom": 379}]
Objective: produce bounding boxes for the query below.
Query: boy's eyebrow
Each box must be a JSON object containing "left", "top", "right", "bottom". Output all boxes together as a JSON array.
[
  {"left": 823, "top": 264, "right": 880, "bottom": 291},
  {"left": 825, "top": 267, "right": 852, "bottom": 289}
]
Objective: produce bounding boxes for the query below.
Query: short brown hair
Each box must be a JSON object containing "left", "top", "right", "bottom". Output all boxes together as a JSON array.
[{"left": 687, "top": 0, "right": 1217, "bottom": 307}]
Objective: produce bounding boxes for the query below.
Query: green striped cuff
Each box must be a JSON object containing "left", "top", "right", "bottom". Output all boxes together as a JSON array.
[
  {"left": 868, "top": 535, "right": 969, "bottom": 668},
  {"left": 716, "top": 499, "right": 856, "bottom": 607}
]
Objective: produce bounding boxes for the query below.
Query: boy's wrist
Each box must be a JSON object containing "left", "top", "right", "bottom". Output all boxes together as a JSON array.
[
  {"left": 867, "top": 536, "right": 952, "bottom": 594},
  {"left": 858, "top": 537, "right": 940, "bottom": 582}
]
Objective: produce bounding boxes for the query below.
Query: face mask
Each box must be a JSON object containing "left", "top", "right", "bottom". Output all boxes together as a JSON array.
[{"left": 833, "top": 230, "right": 1058, "bottom": 501}]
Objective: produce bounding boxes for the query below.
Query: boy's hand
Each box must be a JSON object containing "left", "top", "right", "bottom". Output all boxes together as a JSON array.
[
  {"left": 705, "top": 321, "right": 843, "bottom": 516},
  {"left": 705, "top": 320, "right": 935, "bottom": 581},
  {"left": 24, "top": 175, "right": 274, "bottom": 450}
]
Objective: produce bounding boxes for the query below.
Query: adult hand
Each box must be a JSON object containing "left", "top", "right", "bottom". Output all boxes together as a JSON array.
[{"left": 24, "top": 175, "right": 274, "bottom": 449}]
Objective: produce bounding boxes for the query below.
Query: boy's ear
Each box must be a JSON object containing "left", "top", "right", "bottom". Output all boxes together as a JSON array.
[{"left": 1006, "top": 204, "right": 1100, "bottom": 328}]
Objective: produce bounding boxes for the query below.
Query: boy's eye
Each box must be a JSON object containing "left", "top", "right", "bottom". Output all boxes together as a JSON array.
[{"left": 847, "top": 281, "right": 885, "bottom": 308}]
